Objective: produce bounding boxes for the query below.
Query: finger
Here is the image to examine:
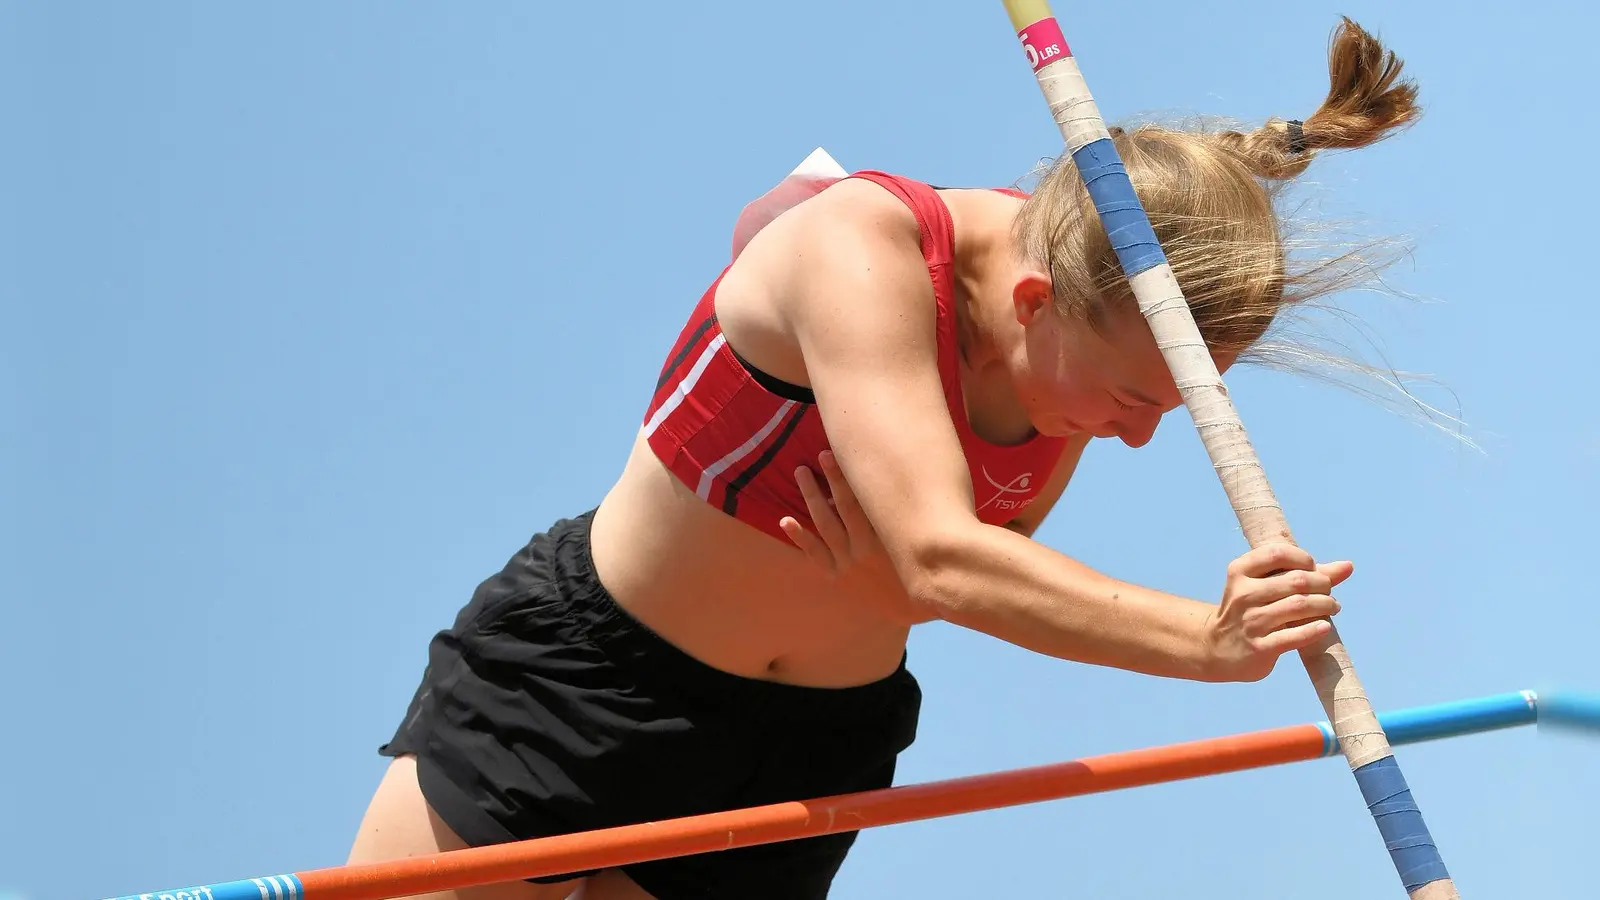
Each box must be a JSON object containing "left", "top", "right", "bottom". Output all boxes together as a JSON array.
[
  {"left": 1317, "top": 560, "right": 1355, "bottom": 589},
  {"left": 1251, "top": 618, "right": 1335, "bottom": 657},
  {"left": 1242, "top": 593, "right": 1341, "bottom": 638},
  {"left": 1251, "top": 567, "right": 1335, "bottom": 605},
  {"left": 779, "top": 516, "right": 837, "bottom": 573},
  {"left": 1229, "top": 542, "right": 1316, "bottom": 579},
  {"left": 818, "top": 451, "right": 873, "bottom": 537},
  {"left": 795, "top": 465, "right": 852, "bottom": 557}
]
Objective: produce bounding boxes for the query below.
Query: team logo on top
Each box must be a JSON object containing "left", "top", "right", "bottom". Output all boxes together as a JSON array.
[{"left": 978, "top": 467, "right": 1035, "bottom": 513}]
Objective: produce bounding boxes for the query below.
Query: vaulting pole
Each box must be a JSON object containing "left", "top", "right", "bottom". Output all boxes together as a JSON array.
[{"left": 996, "top": 3, "right": 1458, "bottom": 896}]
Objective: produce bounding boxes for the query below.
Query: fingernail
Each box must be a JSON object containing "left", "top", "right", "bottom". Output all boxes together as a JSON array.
[{"left": 820, "top": 450, "right": 836, "bottom": 466}]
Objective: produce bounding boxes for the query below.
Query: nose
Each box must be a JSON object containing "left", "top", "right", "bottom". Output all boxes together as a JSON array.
[{"left": 1118, "top": 408, "right": 1162, "bottom": 449}]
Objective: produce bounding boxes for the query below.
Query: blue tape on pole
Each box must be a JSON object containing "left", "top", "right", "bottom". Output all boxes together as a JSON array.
[
  {"left": 1070, "top": 138, "right": 1166, "bottom": 277},
  {"left": 1351, "top": 757, "right": 1449, "bottom": 891},
  {"left": 101, "top": 874, "right": 304, "bottom": 900}
]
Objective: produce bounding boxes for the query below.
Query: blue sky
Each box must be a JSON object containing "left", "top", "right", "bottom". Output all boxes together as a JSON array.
[{"left": 4, "top": 2, "right": 1595, "bottom": 898}]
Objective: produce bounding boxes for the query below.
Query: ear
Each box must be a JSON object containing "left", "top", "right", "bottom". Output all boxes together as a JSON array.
[{"left": 1010, "top": 270, "right": 1054, "bottom": 326}]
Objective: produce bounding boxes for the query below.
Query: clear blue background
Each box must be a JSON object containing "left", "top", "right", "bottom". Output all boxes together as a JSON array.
[{"left": 4, "top": 2, "right": 1594, "bottom": 898}]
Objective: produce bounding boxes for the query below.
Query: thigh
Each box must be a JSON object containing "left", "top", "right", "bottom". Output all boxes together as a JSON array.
[{"left": 347, "top": 755, "right": 586, "bottom": 900}]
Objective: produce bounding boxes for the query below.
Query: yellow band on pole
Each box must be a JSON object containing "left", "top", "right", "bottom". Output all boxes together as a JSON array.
[{"left": 1002, "top": 0, "right": 1055, "bottom": 30}]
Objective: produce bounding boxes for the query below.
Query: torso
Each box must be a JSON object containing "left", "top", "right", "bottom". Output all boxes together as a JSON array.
[{"left": 589, "top": 171, "right": 1070, "bottom": 688}]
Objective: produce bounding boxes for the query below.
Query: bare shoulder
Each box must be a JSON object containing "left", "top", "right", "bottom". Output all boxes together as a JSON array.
[
  {"left": 715, "top": 177, "right": 937, "bottom": 386},
  {"left": 737, "top": 178, "right": 928, "bottom": 294},
  {"left": 797, "top": 176, "right": 923, "bottom": 238}
]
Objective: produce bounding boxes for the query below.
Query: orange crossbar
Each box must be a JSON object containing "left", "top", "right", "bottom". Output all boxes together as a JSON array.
[{"left": 300, "top": 723, "right": 1326, "bottom": 899}]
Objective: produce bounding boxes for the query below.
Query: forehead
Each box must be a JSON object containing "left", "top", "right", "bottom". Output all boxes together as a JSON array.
[{"left": 1086, "top": 301, "right": 1186, "bottom": 405}]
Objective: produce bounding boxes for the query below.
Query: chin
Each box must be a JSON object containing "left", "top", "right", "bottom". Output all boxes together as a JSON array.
[{"left": 1035, "top": 416, "right": 1077, "bottom": 438}]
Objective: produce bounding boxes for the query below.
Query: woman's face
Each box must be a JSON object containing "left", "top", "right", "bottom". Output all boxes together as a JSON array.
[{"left": 1008, "top": 281, "right": 1231, "bottom": 448}]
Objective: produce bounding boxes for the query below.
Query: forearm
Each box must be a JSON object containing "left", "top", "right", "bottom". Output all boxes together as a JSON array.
[{"left": 906, "top": 523, "right": 1219, "bottom": 681}]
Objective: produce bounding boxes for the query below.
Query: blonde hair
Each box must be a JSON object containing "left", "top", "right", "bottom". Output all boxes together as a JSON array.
[{"left": 1014, "top": 17, "right": 1427, "bottom": 374}]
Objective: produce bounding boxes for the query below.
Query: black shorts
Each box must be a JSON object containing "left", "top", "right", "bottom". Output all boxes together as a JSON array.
[{"left": 379, "top": 509, "right": 923, "bottom": 900}]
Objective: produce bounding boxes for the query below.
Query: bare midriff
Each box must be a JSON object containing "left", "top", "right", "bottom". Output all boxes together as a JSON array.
[{"left": 588, "top": 431, "right": 928, "bottom": 689}]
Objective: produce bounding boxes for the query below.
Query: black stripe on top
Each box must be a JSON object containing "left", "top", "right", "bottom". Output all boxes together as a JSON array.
[
  {"left": 656, "top": 313, "right": 718, "bottom": 392},
  {"left": 721, "top": 403, "right": 810, "bottom": 517},
  {"left": 654, "top": 313, "right": 818, "bottom": 405},
  {"left": 727, "top": 345, "right": 815, "bottom": 404}
]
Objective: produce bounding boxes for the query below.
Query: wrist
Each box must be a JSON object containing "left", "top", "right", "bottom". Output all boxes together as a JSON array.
[
  {"left": 1124, "top": 583, "right": 1223, "bottom": 682},
  {"left": 1188, "top": 604, "right": 1228, "bottom": 682}
]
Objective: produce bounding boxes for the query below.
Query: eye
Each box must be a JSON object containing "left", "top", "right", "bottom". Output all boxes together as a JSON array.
[{"left": 1110, "top": 393, "right": 1135, "bottom": 411}]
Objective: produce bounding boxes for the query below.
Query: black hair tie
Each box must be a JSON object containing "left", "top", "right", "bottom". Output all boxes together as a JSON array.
[{"left": 1285, "top": 119, "right": 1306, "bottom": 154}]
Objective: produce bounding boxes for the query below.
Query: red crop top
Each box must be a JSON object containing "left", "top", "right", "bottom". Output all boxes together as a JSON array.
[{"left": 642, "top": 171, "right": 1072, "bottom": 542}]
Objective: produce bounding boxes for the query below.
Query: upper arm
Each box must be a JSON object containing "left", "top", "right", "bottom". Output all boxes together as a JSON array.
[
  {"left": 780, "top": 185, "right": 981, "bottom": 584},
  {"left": 1002, "top": 433, "right": 1091, "bottom": 538}
]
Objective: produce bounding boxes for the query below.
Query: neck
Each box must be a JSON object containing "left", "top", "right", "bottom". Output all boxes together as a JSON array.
[
  {"left": 942, "top": 189, "right": 1037, "bottom": 446},
  {"left": 944, "top": 189, "right": 1023, "bottom": 371}
]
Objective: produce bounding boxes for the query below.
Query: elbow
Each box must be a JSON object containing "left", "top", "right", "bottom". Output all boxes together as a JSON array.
[
  {"left": 896, "top": 525, "right": 979, "bottom": 620},
  {"left": 900, "top": 572, "right": 948, "bottom": 620}
]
